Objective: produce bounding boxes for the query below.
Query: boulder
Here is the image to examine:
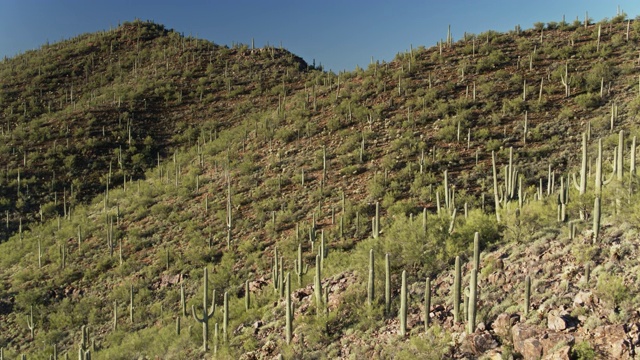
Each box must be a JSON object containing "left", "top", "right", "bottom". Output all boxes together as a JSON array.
[
  {"left": 594, "top": 325, "right": 630, "bottom": 359},
  {"left": 547, "top": 311, "right": 577, "bottom": 331},
  {"left": 492, "top": 313, "right": 519, "bottom": 340},
  {"left": 464, "top": 331, "right": 498, "bottom": 355},
  {"left": 522, "top": 338, "right": 543, "bottom": 360},
  {"left": 512, "top": 324, "right": 540, "bottom": 355},
  {"left": 573, "top": 291, "right": 593, "bottom": 307},
  {"left": 540, "top": 332, "right": 574, "bottom": 357},
  {"left": 542, "top": 345, "right": 571, "bottom": 360},
  {"left": 459, "top": 331, "right": 498, "bottom": 355}
]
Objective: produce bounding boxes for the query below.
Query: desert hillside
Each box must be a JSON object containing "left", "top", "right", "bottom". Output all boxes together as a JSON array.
[{"left": 1, "top": 15, "right": 640, "bottom": 359}]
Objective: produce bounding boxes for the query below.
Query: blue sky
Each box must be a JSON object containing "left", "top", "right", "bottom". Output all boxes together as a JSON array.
[{"left": 1, "top": 1, "right": 639, "bottom": 72}]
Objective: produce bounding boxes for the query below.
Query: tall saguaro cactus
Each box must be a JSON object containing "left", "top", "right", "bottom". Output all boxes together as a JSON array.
[
  {"left": 26, "top": 305, "right": 34, "bottom": 340},
  {"left": 425, "top": 277, "right": 431, "bottom": 331},
  {"left": 595, "top": 139, "right": 614, "bottom": 196},
  {"left": 180, "top": 282, "right": 187, "bottom": 317},
  {"left": 78, "top": 324, "right": 90, "bottom": 359},
  {"left": 192, "top": 267, "right": 216, "bottom": 352},
  {"left": 368, "top": 249, "right": 375, "bottom": 306},
  {"left": 631, "top": 136, "right": 637, "bottom": 176},
  {"left": 245, "top": 280, "right": 250, "bottom": 311},
  {"left": 593, "top": 196, "right": 601, "bottom": 243},
  {"left": 385, "top": 253, "right": 391, "bottom": 316},
  {"left": 285, "top": 272, "right": 293, "bottom": 344},
  {"left": 294, "top": 243, "right": 308, "bottom": 286},
  {"left": 372, "top": 202, "right": 380, "bottom": 238},
  {"left": 453, "top": 256, "right": 461, "bottom": 323},
  {"left": 468, "top": 269, "right": 477, "bottom": 334},
  {"left": 572, "top": 132, "right": 588, "bottom": 195},
  {"left": 314, "top": 254, "right": 323, "bottom": 313},
  {"left": 617, "top": 130, "right": 624, "bottom": 181},
  {"left": 223, "top": 291, "right": 229, "bottom": 343},
  {"left": 129, "top": 284, "right": 134, "bottom": 323},
  {"left": 524, "top": 275, "right": 531, "bottom": 316},
  {"left": 491, "top": 151, "right": 501, "bottom": 222},
  {"left": 444, "top": 170, "right": 451, "bottom": 211},
  {"left": 399, "top": 270, "right": 407, "bottom": 336},
  {"left": 473, "top": 232, "right": 480, "bottom": 271},
  {"left": 226, "top": 175, "right": 232, "bottom": 248}
]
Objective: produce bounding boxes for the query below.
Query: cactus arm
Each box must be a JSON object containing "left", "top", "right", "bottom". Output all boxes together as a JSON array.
[
  {"left": 572, "top": 173, "right": 581, "bottom": 191},
  {"left": 491, "top": 151, "right": 501, "bottom": 222},
  {"left": 208, "top": 289, "right": 216, "bottom": 318},
  {"left": 192, "top": 305, "right": 203, "bottom": 323}
]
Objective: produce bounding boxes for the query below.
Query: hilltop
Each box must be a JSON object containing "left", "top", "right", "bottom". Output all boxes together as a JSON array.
[{"left": 1, "top": 15, "right": 640, "bottom": 359}]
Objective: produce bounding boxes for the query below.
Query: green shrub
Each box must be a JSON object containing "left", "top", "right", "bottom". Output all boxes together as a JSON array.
[
  {"left": 572, "top": 341, "right": 596, "bottom": 360},
  {"left": 275, "top": 127, "right": 296, "bottom": 143},
  {"left": 485, "top": 139, "right": 502, "bottom": 152},
  {"left": 595, "top": 272, "right": 629, "bottom": 309},
  {"left": 387, "top": 324, "right": 452, "bottom": 359},
  {"left": 449, "top": 209, "right": 500, "bottom": 256},
  {"left": 574, "top": 93, "right": 602, "bottom": 109}
]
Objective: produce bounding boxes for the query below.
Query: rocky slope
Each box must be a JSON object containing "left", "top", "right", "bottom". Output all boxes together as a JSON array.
[{"left": 1, "top": 14, "right": 640, "bottom": 360}]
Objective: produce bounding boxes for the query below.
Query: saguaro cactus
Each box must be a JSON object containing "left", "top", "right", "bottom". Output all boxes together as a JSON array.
[
  {"left": 273, "top": 248, "right": 280, "bottom": 294},
  {"left": 385, "top": 253, "right": 391, "bottom": 316},
  {"left": 593, "top": 196, "right": 601, "bottom": 242},
  {"left": 245, "top": 280, "right": 250, "bottom": 311},
  {"left": 558, "top": 176, "right": 568, "bottom": 222},
  {"left": 491, "top": 151, "right": 501, "bottom": 222},
  {"left": 113, "top": 301, "right": 118, "bottom": 330},
  {"left": 314, "top": 255, "right": 323, "bottom": 313},
  {"left": 191, "top": 267, "right": 216, "bottom": 352},
  {"left": 399, "top": 270, "right": 407, "bottom": 336},
  {"left": 129, "top": 284, "right": 134, "bottom": 323},
  {"left": 226, "top": 177, "right": 232, "bottom": 248},
  {"left": 26, "top": 305, "right": 34, "bottom": 340},
  {"left": 468, "top": 269, "right": 477, "bottom": 334},
  {"left": 372, "top": 202, "right": 380, "bottom": 238},
  {"left": 285, "top": 272, "right": 293, "bottom": 344},
  {"left": 444, "top": 170, "right": 451, "bottom": 211},
  {"left": 180, "top": 282, "right": 187, "bottom": 317},
  {"left": 294, "top": 243, "right": 308, "bottom": 286},
  {"left": 368, "top": 249, "right": 375, "bottom": 306},
  {"left": 473, "top": 232, "right": 480, "bottom": 270},
  {"left": 223, "top": 291, "right": 229, "bottom": 343},
  {"left": 595, "top": 139, "right": 614, "bottom": 195},
  {"left": 617, "top": 130, "right": 624, "bottom": 181},
  {"left": 631, "top": 136, "right": 637, "bottom": 176},
  {"left": 524, "top": 275, "right": 531, "bottom": 316},
  {"left": 425, "top": 277, "right": 431, "bottom": 331},
  {"left": 572, "top": 132, "right": 588, "bottom": 195},
  {"left": 78, "top": 325, "right": 90, "bottom": 360},
  {"left": 453, "top": 256, "right": 461, "bottom": 323}
]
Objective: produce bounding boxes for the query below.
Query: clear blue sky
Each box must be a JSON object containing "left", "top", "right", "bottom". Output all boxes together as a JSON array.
[{"left": 1, "top": 1, "right": 639, "bottom": 72}]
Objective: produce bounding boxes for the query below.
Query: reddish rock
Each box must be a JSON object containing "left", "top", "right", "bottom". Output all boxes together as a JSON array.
[
  {"left": 492, "top": 313, "right": 520, "bottom": 340},
  {"left": 547, "top": 311, "right": 577, "bottom": 330},
  {"left": 573, "top": 291, "right": 593, "bottom": 307},
  {"left": 462, "top": 331, "right": 499, "bottom": 355},
  {"left": 250, "top": 278, "right": 268, "bottom": 292},
  {"left": 594, "top": 325, "right": 630, "bottom": 359},
  {"left": 512, "top": 323, "right": 539, "bottom": 355},
  {"left": 487, "top": 271, "right": 505, "bottom": 286},
  {"left": 155, "top": 273, "right": 181, "bottom": 289},
  {"left": 522, "top": 338, "right": 543, "bottom": 360},
  {"left": 540, "top": 332, "right": 574, "bottom": 357},
  {"left": 542, "top": 345, "right": 571, "bottom": 360},
  {"left": 292, "top": 287, "right": 311, "bottom": 301}
]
